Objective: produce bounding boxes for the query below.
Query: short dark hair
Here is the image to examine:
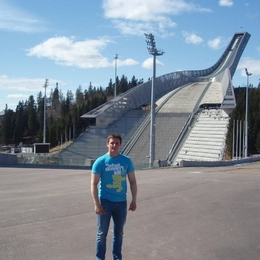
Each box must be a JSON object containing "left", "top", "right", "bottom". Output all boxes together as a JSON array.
[{"left": 107, "top": 133, "right": 122, "bottom": 144}]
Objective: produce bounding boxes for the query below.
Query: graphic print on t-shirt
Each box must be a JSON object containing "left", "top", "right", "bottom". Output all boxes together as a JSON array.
[{"left": 105, "top": 163, "right": 126, "bottom": 192}]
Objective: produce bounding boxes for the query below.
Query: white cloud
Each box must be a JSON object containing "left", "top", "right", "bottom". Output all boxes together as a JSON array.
[
  {"left": 118, "top": 58, "right": 139, "bottom": 66},
  {"left": 112, "top": 20, "right": 154, "bottom": 36},
  {"left": 208, "top": 36, "right": 227, "bottom": 50},
  {"left": 238, "top": 57, "right": 260, "bottom": 76},
  {"left": 142, "top": 57, "right": 164, "bottom": 70},
  {"left": 102, "top": 0, "right": 211, "bottom": 36},
  {"left": 112, "top": 19, "right": 176, "bottom": 37},
  {"left": 27, "top": 37, "right": 138, "bottom": 69},
  {"left": 7, "top": 94, "right": 29, "bottom": 99},
  {"left": 103, "top": 0, "right": 211, "bottom": 19},
  {"left": 219, "top": 0, "right": 233, "bottom": 7},
  {"left": 182, "top": 31, "right": 203, "bottom": 44},
  {"left": 0, "top": 75, "right": 61, "bottom": 93},
  {"left": 0, "top": 1, "right": 46, "bottom": 33}
]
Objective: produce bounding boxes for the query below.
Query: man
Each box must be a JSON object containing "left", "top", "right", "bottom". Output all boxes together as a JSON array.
[{"left": 91, "top": 133, "right": 137, "bottom": 260}]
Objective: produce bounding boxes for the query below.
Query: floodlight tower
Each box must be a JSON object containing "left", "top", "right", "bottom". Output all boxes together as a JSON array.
[
  {"left": 244, "top": 68, "right": 252, "bottom": 158},
  {"left": 144, "top": 33, "right": 164, "bottom": 168},
  {"left": 114, "top": 54, "right": 118, "bottom": 98},
  {"left": 43, "top": 79, "right": 49, "bottom": 143}
]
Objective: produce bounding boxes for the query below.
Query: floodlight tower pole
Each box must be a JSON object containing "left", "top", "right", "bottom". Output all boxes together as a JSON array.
[
  {"left": 114, "top": 54, "right": 118, "bottom": 98},
  {"left": 244, "top": 68, "right": 252, "bottom": 158},
  {"left": 43, "top": 79, "right": 49, "bottom": 143},
  {"left": 144, "top": 33, "right": 164, "bottom": 168}
]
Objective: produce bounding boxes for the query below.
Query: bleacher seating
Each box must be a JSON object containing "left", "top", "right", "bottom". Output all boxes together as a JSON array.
[
  {"left": 173, "top": 109, "right": 229, "bottom": 165},
  {"left": 57, "top": 109, "right": 149, "bottom": 165}
]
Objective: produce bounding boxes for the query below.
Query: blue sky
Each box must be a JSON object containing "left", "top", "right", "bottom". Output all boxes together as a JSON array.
[{"left": 0, "top": 0, "right": 260, "bottom": 111}]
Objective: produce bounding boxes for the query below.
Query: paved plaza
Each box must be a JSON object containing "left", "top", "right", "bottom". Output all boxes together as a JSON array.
[{"left": 1, "top": 163, "right": 260, "bottom": 260}]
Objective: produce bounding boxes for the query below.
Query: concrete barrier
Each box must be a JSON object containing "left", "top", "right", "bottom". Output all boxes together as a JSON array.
[
  {"left": 0, "top": 153, "right": 18, "bottom": 166},
  {"left": 85, "top": 159, "right": 95, "bottom": 167},
  {"left": 179, "top": 156, "right": 260, "bottom": 167}
]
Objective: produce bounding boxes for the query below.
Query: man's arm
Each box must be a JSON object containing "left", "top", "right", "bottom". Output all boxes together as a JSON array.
[
  {"left": 128, "top": 171, "right": 137, "bottom": 211},
  {"left": 91, "top": 173, "right": 104, "bottom": 215}
]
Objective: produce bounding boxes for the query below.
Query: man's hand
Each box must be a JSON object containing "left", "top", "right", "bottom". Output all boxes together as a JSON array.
[
  {"left": 128, "top": 201, "right": 137, "bottom": 211},
  {"left": 95, "top": 204, "right": 105, "bottom": 215},
  {"left": 128, "top": 171, "right": 137, "bottom": 212},
  {"left": 91, "top": 173, "right": 104, "bottom": 215}
]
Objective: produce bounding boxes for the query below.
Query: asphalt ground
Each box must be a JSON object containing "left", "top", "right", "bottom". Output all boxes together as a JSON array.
[{"left": 1, "top": 163, "right": 260, "bottom": 260}]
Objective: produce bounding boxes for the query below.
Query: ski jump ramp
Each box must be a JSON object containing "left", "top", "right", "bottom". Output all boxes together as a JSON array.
[{"left": 78, "top": 32, "right": 251, "bottom": 167}]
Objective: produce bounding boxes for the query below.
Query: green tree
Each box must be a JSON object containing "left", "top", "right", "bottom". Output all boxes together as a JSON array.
[
  {"left": 13, "top": 101, "right": 26, "bottom": 145},
  {"left": 255, "top": 130, "right": 260, "bottom": 153},
  {"left": 106, "top": 79, "right": 114, "bottom": 96},
  {"left": 118, "top": 74, "right": 128, "bottom": 93},
  {"left": 2, "top": 105, "right": 15, "bottom": 144},
  {"left": 75, "top": 85, "right": 84, "bottom": 107},
  {"left": 27, "top": 95, "right": 38, "bottom": 137},
  {"left": 37, "top": 91, "right": 44, "bottom": 135},
  {"left": 226, "top": 86, "right": 260, "bottom": 157},
  {"left": 51, "top": 83, "right": 61, "bottom": 110}
]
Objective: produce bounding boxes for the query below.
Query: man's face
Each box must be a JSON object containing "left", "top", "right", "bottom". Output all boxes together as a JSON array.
[{"left": 107, "top": 137, "right": 121, "bottom": 156}]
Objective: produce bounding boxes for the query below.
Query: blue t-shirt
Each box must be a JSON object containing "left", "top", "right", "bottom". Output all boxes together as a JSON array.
[{"left": 92, "top": 153, "right": 135, "bottom": 202}]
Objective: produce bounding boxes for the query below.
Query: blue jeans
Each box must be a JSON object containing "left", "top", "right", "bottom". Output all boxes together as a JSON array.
[{"left": 96, "top": 199, "right": 127, "bottom": 260}]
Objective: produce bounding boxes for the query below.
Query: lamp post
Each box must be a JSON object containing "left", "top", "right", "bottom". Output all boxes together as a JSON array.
[
  {"left": 144, "top": 33, "right": 164, "bottom": 168},
  {"left": 43, "top": 79, "right": 49, "bottom": 143},
  {"left": 244, "top": 68, "right": 252, "bottom": 158},
  {"left": 114, "top": 54, "right": 118, "bottom": 98}
]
